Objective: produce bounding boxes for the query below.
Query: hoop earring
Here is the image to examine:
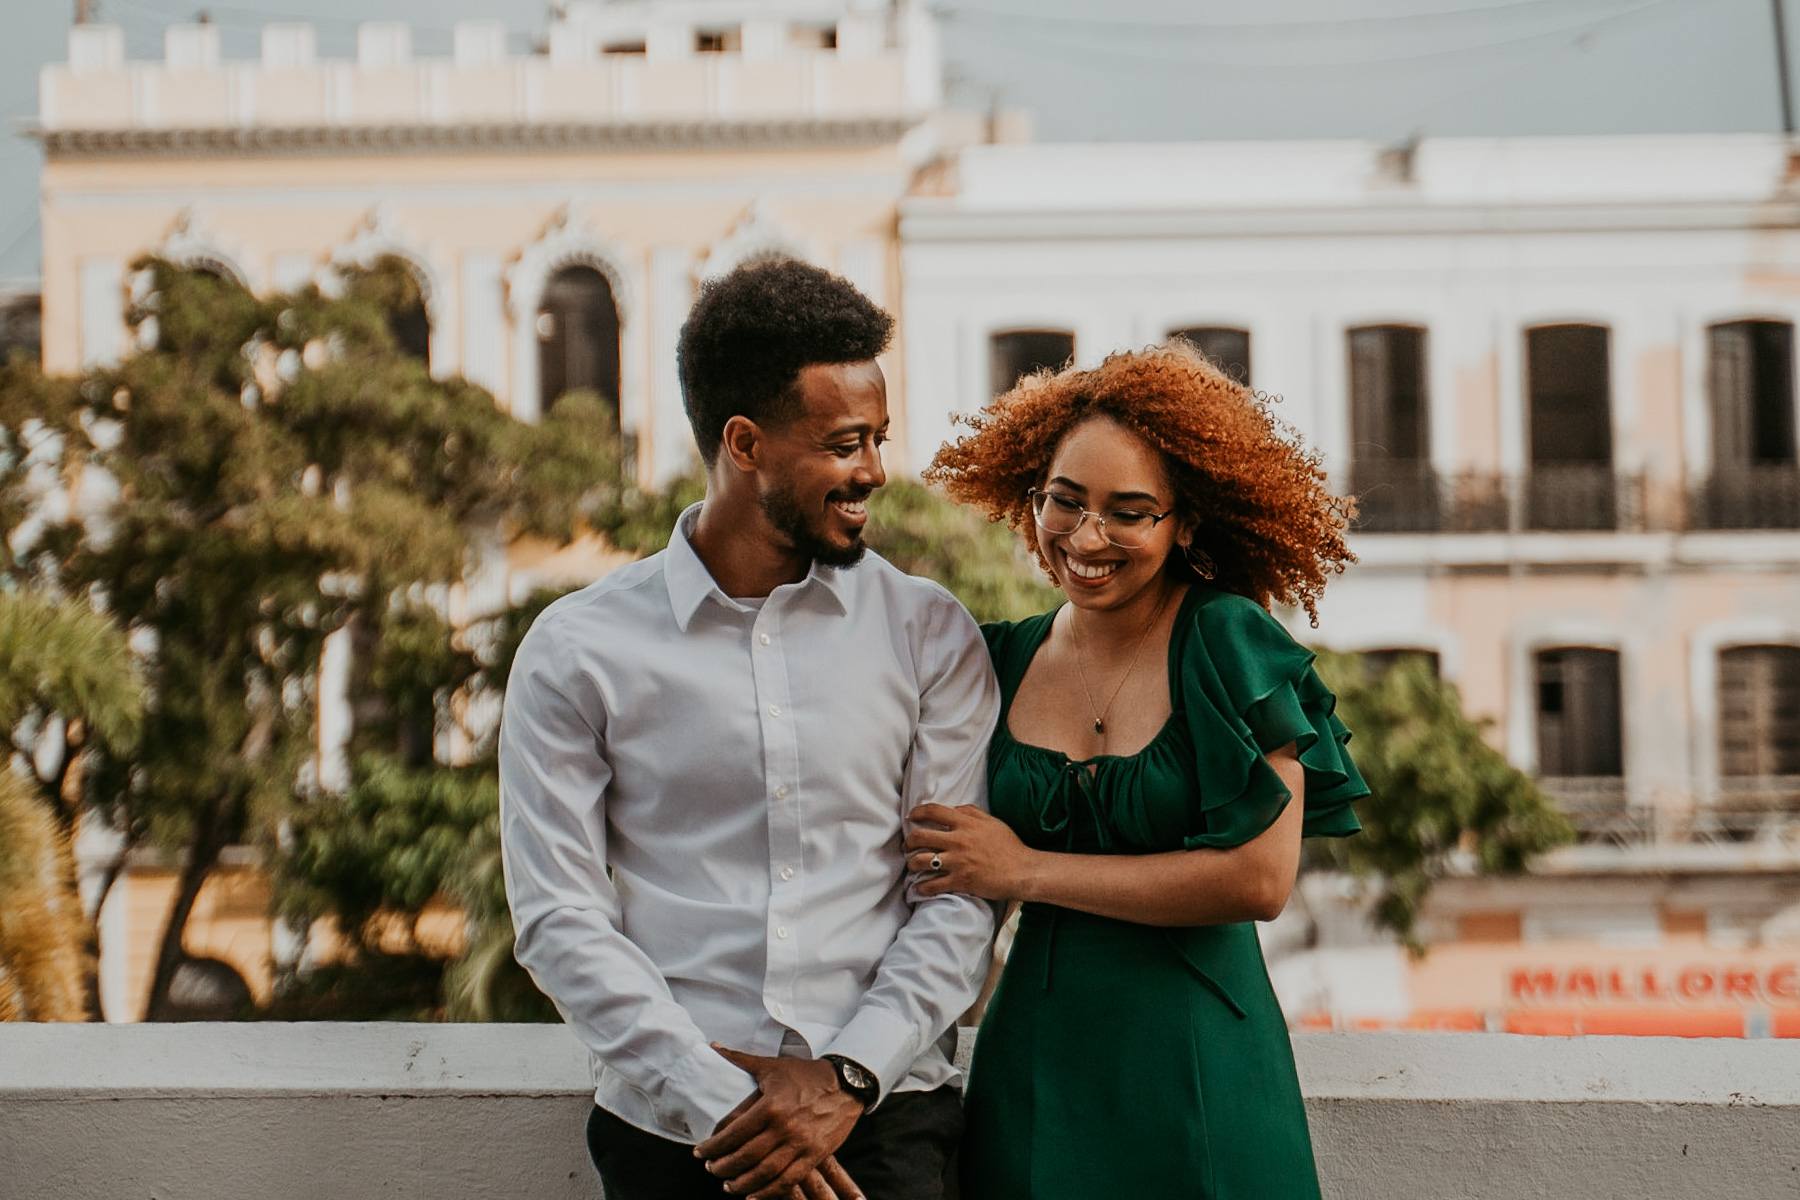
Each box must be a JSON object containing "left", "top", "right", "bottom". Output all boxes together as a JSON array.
[{"left": 1183, "top": 544, "right": 1216, "bottom": 580}]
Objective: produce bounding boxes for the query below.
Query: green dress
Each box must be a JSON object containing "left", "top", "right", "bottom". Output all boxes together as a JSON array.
[{"left": 961, "top": 587, "right": 1368, "bottom": 1200}]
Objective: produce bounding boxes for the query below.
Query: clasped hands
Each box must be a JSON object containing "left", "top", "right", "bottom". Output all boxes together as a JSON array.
[
  {"left": 695, "top": 1046, "right": 867, "bottom": 1200},
  {"left": 693, "top": 805, "right": 1026, "bottom": 1200}
]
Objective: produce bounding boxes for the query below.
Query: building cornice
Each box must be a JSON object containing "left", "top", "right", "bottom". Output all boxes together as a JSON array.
[
  {"left": 25, "top": 116, "right": 922, "bottom": 161},
  {"left": 899, "top": 200, "right": 1800, "bottom": 242}
]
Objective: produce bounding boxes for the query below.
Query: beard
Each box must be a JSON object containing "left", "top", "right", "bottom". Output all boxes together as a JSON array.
[{"left": 760, "top": 476, "right": 870, "bottom": 568}]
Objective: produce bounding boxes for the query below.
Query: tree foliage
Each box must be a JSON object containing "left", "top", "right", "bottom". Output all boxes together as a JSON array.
[
  {"left": 865, "top": 480, "right": 1061, "bottom": 623},
  {"left": 0, "top": 770, "right": 89, "bottom": 1021},
  {"left": 1308, "top": 650, "right": 1574, "bottom": 948},
  {"left": 271, "top": 590, "right": 564, "bottom": 1021},
  {"left": 0, "top": 258, "right": 618, "bottom": 1020},
  {"left": 0, "top": 590, "right": 144, "bottom": 1019},
  {"left": 599, "top": 473, "right": 1060, "bottom": 625}
]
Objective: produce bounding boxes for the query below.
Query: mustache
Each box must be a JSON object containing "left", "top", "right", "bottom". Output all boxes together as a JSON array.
[{"left": 828, "top": 486, "right": 875, "bottom": 504}]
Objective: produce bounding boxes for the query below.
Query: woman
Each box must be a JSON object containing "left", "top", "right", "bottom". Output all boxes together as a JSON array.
[{"left": 909, "top": 342, "right": 1368, "bottom": 1199}]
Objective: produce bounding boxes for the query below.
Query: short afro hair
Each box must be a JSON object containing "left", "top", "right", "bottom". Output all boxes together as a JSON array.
[{"left": 678, "top": 258, "right": 894, "bottom": 465}]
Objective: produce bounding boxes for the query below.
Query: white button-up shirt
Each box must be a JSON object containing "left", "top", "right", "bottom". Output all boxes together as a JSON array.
[{"left": 499, "top": 504, "right": 1000, "bottom": 1144}]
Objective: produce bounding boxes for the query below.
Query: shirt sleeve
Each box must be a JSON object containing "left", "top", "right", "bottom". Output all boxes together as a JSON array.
[
  {"left": 820, "top": 586, "right": 1001, "bottom": 1102},
  {"left": 499, "top": 608, "right": 755, "bottom": 1142}
]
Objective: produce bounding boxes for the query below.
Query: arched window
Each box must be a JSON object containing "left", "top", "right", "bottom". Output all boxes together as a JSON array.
[
  {"left": 990, "top": 329, "right": 1073, "bottom": 397},
  {"left": 345, "top": 254, "right": 430, "bottom": 364},
  {"left": 1347, "top": 325, "right": 1432, "bottom": 531},
  {"left": 1703, "top": 321, "right": 1798, "bottom": 529},
  {"left": 1525, "top": 324, "right": 1614, "bottom": 530},
  {"left": 391, "top": 302, "right": 429, "bottom": 363},
  {"left": 537, "top": 265, "right": 621, "bottom": 423},
  {"left": 1536, "top": 646, "right": 1626, "bottom": 840},
  {"left": 1169, "top": 326, "right": 1250, "bottom": 386}
]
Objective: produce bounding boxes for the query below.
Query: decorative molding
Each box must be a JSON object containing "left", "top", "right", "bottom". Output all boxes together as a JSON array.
[
  {"left": 697, "top": 201, "right": 812, "bottom": 282},
  {"left": 153, "top": 207, "right": 252, "bottom": 288},
  {"left": 897, "top": 200, "right": 1800, "bottom": 243},
  {"left": 505, "top": 206, "right": 640, "bottom": 425},
  {"left": 505, "top": 206, "right": 633, "bottom": 321},
  {"left": 27, "top": 117, "right": 921, "bottom": 161},
  {"left": 327, "top": 204, "right": 442, "bottom": 322}
]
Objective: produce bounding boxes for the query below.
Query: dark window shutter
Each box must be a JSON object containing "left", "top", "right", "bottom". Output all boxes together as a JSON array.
[
  {"left": 990, "top": 330, "right": 1074, "bottom": 397},
  {"left": 1536, "top": 647, "right": 1623, "bottom": 777}
]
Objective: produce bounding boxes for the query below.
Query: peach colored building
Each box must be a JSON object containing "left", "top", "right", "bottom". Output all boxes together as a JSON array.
[
  {"left": 32, "top": 0, "right": 961, "bottom": 1022},
  {"left": 33, "top": 0, "right": 945, "bottom": 488}
]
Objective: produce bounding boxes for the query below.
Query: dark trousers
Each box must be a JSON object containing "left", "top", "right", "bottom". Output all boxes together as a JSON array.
[{"left": 586, "top": 1088, "right": 963, "bottom": 1200}]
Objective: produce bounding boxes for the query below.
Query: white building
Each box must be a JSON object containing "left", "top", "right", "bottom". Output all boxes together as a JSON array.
[{"left": 902, "top": 137, "right": 1800, "bottom": 1032}]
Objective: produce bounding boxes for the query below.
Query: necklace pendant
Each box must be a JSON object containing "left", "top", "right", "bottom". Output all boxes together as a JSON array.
[{"left": 1094, "top": 718, "right": 1105, "bottom": 734}]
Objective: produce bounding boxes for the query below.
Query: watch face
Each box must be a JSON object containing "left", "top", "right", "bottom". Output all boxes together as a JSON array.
[{"left": 842, "top": 1060, "right": 873, "bottom": 1089}]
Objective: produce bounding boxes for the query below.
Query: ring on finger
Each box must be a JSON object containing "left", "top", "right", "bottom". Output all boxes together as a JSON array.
[{"left": 929, "top": 855, "right": 943, "bottom": 871}]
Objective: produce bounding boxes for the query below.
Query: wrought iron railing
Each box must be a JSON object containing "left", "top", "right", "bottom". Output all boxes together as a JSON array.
[
  {"left": 1538, "top": 776, "right": 1650, "bottom": 845},
  {"left": 1348, "top": 467, "right": 1644, "bottom": 534},
  {"left": 1689, "top": 777, "right": 1800, "bottom": 843},
  {"left": 1688, "top": 466, "right": 1800, "bottom": 531}
]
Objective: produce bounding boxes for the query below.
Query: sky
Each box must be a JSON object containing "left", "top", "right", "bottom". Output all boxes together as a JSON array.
[{"left": 1, "top": 0, "right": 1793, "bottom": 279}]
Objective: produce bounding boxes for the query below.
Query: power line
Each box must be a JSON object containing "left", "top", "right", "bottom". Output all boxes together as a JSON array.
[
  {"left": 934, "top": 0, "right": 1659, "bottom": 37},
  {"left": 948, "top": 0, "right": 1683, "bottom": 71}
]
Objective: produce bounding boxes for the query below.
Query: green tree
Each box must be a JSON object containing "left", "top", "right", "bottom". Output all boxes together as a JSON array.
[
  {"left": 271, "top": 591, "right": 564, "bottom": 1021},
  {"left": 0, "top": 586, "right": 144, "bottom": 1019},
  {"left": 0, "top": 258, "right": 618, "bottom": 1020},
  {"left": 600, "top": 473, "right": 1059, "bottom": 624},
  {"left": 0, "top": 771, "right": 88, "bottom": 1021},
  {"left": 1308, "top": 651, "right": 1574, "bottom": 948},
  {"left": 865, "top": 480, "right": 1060, "bottom": 623}
]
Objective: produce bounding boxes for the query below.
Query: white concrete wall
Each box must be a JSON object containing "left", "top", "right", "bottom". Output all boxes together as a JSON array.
[{"left": 2, "top": 1023, "right": 1798, "bottom": 1199}]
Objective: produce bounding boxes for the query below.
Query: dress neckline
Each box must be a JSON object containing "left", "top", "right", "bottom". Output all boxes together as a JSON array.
[{"left": 998, "top": 586, "right": 1202, "bottom": 767}]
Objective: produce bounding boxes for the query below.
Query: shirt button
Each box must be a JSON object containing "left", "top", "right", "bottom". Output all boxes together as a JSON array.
[
  {"left": 768, "top": 705, "right": 781, "bottom": 718},
  {"left": 775, "top": 785, "right": 789, "bottom": 799},
  {"left": 776, "top": 925, "right": 789, "bottom": 939},
  {"left": 759, "top": 633, "right": 771, "bottom": 646},
  {"left": 779, "top": 866, "right": 794, "bottom": 882}
]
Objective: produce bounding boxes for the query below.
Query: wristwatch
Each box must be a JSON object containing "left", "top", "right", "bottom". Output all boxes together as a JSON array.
[{"left": 823, "top": 1054, "right": 879, "bottom": 1108}]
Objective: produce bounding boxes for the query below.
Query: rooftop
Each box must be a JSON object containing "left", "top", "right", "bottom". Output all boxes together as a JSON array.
[{"left": 32, "top": 1, "right": 940, "bottom": 156}]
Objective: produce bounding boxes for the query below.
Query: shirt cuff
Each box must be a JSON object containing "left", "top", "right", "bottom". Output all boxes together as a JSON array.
[
  {"left": 666, "top": 1040, "right": 757, "bottom": 1142},
  {"left": 820, "top": 1005, "right": 920, "bottom": 1107}
]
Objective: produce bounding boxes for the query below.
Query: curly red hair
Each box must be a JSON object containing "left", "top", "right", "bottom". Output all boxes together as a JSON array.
[{"left": 923, "top": 340, "right": 1354, "bottom": 624}]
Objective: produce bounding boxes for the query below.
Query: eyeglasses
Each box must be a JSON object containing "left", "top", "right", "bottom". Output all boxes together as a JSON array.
[{"left": 1028, "top": 488, "right": 1173, "bottom": 550}]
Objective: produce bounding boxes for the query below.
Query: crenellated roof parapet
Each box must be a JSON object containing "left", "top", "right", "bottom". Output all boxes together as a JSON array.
[{"left": 32, "top": 0, "right": 939, "bottom": 157}]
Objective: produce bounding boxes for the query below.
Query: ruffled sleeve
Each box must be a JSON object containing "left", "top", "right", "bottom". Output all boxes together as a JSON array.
[{"left": 1177, "top": 590, "right": 1367, "bottom": 849}]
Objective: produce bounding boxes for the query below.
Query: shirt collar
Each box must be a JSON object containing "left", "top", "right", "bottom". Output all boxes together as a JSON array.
[{"left": 664, "top": 501, "right": 853, "bottom": 633}]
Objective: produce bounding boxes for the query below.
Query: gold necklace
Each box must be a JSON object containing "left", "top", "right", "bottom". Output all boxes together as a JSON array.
[{"left": 1070, "top": 588, "right": 1172, "bottom": 737}]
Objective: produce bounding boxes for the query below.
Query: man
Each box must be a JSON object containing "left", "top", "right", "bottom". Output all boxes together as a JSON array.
[{"left": 499, "top": 259, "right": 999, "bottom": 1200}]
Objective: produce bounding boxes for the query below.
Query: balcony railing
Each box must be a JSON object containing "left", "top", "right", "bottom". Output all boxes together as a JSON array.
[
  {"left": 1690, "top": 776, "right": 1800, "bottom": 842},
  {"left": 1538, "top": 776, "right": 1650, "bottom": 845},
  {"left": 1349, "top": 466, "right": 1643, "bottom": 534},
  {"left": 1688, "top": 465, "right": 1800, "bottom": 530},
  {"left": 1353, "top": 465, "right": 1800, "bottom": 535}
]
